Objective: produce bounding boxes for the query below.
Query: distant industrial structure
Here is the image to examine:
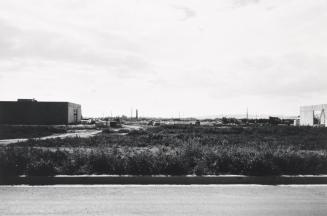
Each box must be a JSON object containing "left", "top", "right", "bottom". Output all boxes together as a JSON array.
[
  {"left": 0, "top": 99, "right": 82, "bottom": 125},
  {"left": 300, "top": 104, "right": 326, "bottom": 127}
]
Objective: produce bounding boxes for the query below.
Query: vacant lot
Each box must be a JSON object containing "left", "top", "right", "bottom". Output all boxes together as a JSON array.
[
  {"left": 0, "top": 125, "right": 67, "bottom": 140},
  {"left": 1, "top": 125, "right": 327, "bottom": 176}
]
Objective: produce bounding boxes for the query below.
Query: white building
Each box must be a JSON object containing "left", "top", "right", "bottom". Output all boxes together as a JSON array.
[{"left": 300, "top": 104, "right": 326, "bottom": 126}]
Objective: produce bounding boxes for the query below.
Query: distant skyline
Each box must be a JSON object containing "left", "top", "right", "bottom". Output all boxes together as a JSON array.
[{"left": 0, "top": 0, "right": 326, "bottom": 117}]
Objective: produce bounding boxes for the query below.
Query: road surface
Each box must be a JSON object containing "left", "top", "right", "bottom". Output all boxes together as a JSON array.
[{"left": 0, "top": 185, "right": 326, "bottom": 216}]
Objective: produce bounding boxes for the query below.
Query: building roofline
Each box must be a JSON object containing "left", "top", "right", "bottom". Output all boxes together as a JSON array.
[{"left": 0, "top": 100, "right": 81, "bottom": 105}]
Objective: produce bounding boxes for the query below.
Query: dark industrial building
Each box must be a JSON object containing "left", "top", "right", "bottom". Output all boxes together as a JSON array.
[{"left": 0, "top": 99, "right": 82, "bottom": 125}]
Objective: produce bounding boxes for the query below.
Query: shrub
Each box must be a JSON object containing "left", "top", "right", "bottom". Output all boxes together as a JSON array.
[
  {"left": 26, "top": 159, "right": 56, "bottom": 176},
  {"left": 2, "top": 125, "right": 327, "bottom": 176},
  {"left": 0, "top": 125, "right": 66, "bottom": 139}
]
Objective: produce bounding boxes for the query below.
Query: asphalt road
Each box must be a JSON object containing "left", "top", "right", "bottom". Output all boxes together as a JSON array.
[{"left": 0, "top": 185, "right": 326, "bottom": 216}]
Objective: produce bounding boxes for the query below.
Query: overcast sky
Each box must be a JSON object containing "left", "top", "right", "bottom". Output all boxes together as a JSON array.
[{"left": 0, "top": 0, "right": 326, "bottom": 117}]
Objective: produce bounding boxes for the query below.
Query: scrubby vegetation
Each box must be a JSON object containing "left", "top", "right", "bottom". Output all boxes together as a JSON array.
[
  {"left": 0, "top": 125, "right": 66, "bottom": 139},
  {"left": 1, "top": 125, "right": 327, "bottom": 176}
]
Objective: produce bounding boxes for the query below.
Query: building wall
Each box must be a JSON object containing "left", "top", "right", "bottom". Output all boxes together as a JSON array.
[
  {"left": 300, "top": 104, "right": 327, "bottom": 126},
  {"left": 67, "top": 102, "right": 82, "bottom": 124},
  {"left": 0, "top": 101, "right": 81, "bottom": 125}
]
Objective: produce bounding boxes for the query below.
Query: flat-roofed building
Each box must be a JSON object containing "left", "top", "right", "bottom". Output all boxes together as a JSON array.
[{"left": 0, "top": 99, "right": 82, "bottom": 125}]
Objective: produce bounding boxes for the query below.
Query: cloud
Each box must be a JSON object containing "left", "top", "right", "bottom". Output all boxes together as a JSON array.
[
  {"left": 232, "top": 0, "right": 261, "bottom": 7},
  {"left": 0, "top": 0, "right": 326, "bottom": 116},
  {"left": 206, "top": 54, "right": 327, "bottom": 99},
  {"left": 0, "top": 18, "right": 151, "bottom": 77},
  {"left": 149, "top": 52, "right": 327, "bottom": 102},
  {"left": 172, "top": 5, "right": 197, "bottom": 21}
]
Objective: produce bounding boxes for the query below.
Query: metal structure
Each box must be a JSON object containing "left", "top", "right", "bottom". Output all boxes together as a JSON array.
[
  {"left": 0, "top": 99, "right": 82, "bottom": 125},
  {"left": 300, "top": 104, "right": 326, "bottom": 126}
]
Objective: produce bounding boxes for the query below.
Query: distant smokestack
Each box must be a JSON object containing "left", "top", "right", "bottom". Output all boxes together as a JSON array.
[{"left": 136, "top": 109, "right": 138, "bottom": 120}]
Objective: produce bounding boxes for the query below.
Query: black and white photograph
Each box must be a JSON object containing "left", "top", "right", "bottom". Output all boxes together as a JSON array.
[{"left": 0, "top": 0, "right": 326, "bottom": 215}]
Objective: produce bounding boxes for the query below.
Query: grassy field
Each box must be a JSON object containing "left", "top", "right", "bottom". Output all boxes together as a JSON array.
[{"left": 1, "top": 125, "right": 327, "bottom": 176}]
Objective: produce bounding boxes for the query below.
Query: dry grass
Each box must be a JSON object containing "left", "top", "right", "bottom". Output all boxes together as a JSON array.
[{"left": 1, "top": 125, "right": 327, "bottom": 176}]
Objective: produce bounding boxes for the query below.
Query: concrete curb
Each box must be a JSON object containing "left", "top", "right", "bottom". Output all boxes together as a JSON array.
[{"left": 1, "top": 175, "right": 327, "bottom": 185}]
